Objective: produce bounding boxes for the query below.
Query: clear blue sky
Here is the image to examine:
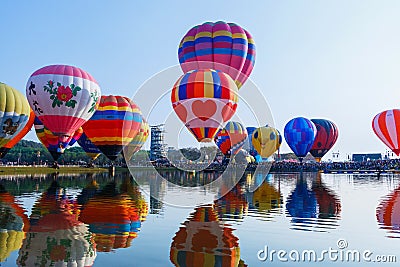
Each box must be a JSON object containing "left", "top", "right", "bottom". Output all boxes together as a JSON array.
[{"left": 1, "top": 0, "right": 400, "bottom": 159}]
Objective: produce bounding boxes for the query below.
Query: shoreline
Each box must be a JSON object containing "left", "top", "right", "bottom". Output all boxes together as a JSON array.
[{"left": 1, "top": 165, "right": 398, "bottom": 176}]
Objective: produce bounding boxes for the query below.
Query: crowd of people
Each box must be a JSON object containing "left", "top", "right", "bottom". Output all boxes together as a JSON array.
[
  {"left": 146, "top": 158, "right": 400, "bottom": 173},
  {"left": 245, "top": 158, "right": 400, "bottom": 172}
]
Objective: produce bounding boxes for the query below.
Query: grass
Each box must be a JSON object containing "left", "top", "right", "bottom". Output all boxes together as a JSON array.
[{"left": 0, "top": 166, "right": 109, "bottom": 175}]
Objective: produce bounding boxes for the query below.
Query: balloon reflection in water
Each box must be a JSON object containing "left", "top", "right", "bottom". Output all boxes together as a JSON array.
[
  {"left": 286, "top": 173, "right": 341, "bottom": 232},
  {"left": 247, "top": 174, "right": 283, "bottom": 218},
  {"left": 312, "top": 173, "right": 341, "bottom": 220},
  {"left": 376, "top": 184, "right": 400, "bottom": 238},
  {"left": 286, "top": 174, "right": 317, "bottom": 230},
  {"left": 78, "top": 181, "right": 147, "bottom": 252},
  {"left": 170, "top": 205, "right": 247, "bottom": 267},
  {"left": 214, "top": 183, "right": 248, "bottom": 222},
  {"left": 0, "top": 184, "right": 30, "bottom": 263},
  {"left": 18, "top": 181, "right": 96, "bottom": 267}
]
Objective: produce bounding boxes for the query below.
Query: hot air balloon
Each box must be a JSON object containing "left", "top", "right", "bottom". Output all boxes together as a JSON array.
[
  {"left": 372, "top": 109, "right": 400, "bottom": 155},
  {"left": 171, "top": 69, "right": 239, "bottom": 142},
  {"left": 123, "top": 117, "right": 149, "bottom": 161},
  {"left": 309, "top": 119, "right": 338, "bottom": 162},
  {"left": 170, "top": 205, "right": 243, "bottom": 267},
  {"left": 178, "top": 21, "right": 256, "bottom": 88},
  {"left": 251, "top": 126, "right": 282, "bottom": 159},
  {"left": 0, "top": 82, "right": 31, "bottom": 148},
  {"left": 77, "top": 132, "right": 102, "bottom": 161},
  {"left": 284, "top": 117, "right": 317, "bottom": 162},
  {"left": 214, "top": 121, "right": 247, "bottom": 156},
  {"left": 245, "top": 127, "right": 262, "bottom": 162},
  {"left": 26, "top": 64, "right": 101, "bottom": 142},
  {"left": 82, "top": 95, "right": 142, "bottom": 161},
  {"left": 34, "top": 117, "right": 83, "bottom": 161},
  {"left": 0, "top": 109, "right": 35, "bottom": 158}
]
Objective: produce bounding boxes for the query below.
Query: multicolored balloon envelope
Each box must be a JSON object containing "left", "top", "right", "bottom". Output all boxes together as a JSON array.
[
  {"left": 251, "top": 126, "right": 282, "bottom": 158},
  {"left": 0, "top": 186, "right": 30, "bottom": 262},
  {"left": 178, "top": 21, "right": 256, "bottom": 88},
  {"left": 0, "top": 82, "right": 31, "bottom": 148},
  {"left": 309, "top": 119, "right": 339, "bottom": 162},
  {"left": 372, "top": 109, "right": 400, "bottom": 156},
  {"left": 171, "top": 69, "right": 239, "bottom": 142},
  {"left": 26, "top": 64, "right": 101, "bottom": 141},
  {"left": 376, "top": 185, "right": 400, "bottom": 238},
  {"left": 284, "top": 117, "right": 316, "bottom": 161},
  {"left": 214, "top": 121, "right": 248, "bottom": 156},
  {"left": 34, "top": 117, "right": 83, "bottom": 160},
  {"left": 0, "top": 109, "right": 35, "bottom": 158},
  {"left": 170, "top": 205, "right": 243, "bottom": 267},
  {"left": 123, "top": 117, "right": 149, "bottom": 161},
  {"left": 82, "top": 95, "right": 142, "bottom": 161},
  {"left": 77, "top": 132, "right": 102, "bottom": 161}
]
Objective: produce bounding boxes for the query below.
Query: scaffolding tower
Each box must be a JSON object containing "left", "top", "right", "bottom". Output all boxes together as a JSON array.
[{"left": 150, "top": 124, "right": 167, "bottom": 161}]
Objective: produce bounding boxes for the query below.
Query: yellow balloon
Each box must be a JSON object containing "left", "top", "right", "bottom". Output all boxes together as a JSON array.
[
  {"left": 0, "top": 83, "right": 31, "bottom": 147},
  {"left": 251, "top": 126, "right": 282, "bottom": 158}
]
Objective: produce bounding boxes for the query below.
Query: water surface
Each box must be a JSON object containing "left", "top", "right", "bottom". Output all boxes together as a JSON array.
[{"left": 0, "top": 171, "right": 399, "bottom": 266}]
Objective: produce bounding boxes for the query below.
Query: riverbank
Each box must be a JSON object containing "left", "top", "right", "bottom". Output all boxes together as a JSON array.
[{"left": 0, "top": 166, "right": 109, "bottom": 175}]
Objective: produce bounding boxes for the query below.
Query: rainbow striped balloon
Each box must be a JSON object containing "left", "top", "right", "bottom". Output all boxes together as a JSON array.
[
  {"left": 178, "top": 21, "right": 256, "bottom": 88},
  {"left": 214, "top": 121, "right": 248, "bottom": 156},
  {"left": 82, "top": 95, "right": 142, "bottom": 161},
  {"left": 123, "top": 117, "right": 149, "bottom": 161},
  {"left": 34, "top": 117, "right": 83, "bottom": 160},
  {"left": 171, "top": 69, "right": 239, "bottom": 142}
]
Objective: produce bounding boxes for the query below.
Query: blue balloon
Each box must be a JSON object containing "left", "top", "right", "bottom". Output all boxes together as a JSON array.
[
  {"left": 284, "top": 117, "right": 316, "bottom": 160},
  {"left": 77, "top": 133, "right": 101, "bottom": 160},
  {"left": 246, "top": 127, "right": 260, "bottom": 160}
]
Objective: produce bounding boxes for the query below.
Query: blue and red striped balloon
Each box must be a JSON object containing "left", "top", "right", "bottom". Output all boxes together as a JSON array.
[
  {"left": 214, "top": 121, "right": 248, "bottom": 156},
  {"left": 171, "top": 69, "right": 239, "bottom": 142},
  {"left": 82, "top": 95, "right": 142, "bottom": 161}
]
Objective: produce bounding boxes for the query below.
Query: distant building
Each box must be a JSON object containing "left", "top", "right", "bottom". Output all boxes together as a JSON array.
[
  {"left": 150, "top": 124, "right": 167, "bottom": 161},
  {"left": 352, "top": 153, "right": 381, "bottom": 162}
]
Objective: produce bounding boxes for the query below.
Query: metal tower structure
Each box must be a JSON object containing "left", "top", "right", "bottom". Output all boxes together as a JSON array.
[{"left": 150, "top": 124, "right": 167, "bottom": 161}]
